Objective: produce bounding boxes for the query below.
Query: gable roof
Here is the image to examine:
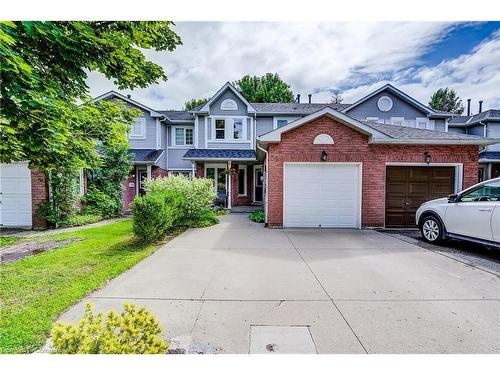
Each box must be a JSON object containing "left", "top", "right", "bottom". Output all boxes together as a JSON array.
[
  {"left": 129, "top": 149, "right": 164, "bottom": 164},
  {"left": 257, "top": 107, "right": 499, "bottom": 145},
  {"left": 197, "top": 82, "right": 256, "bottom": 113},
  {"left": 251, "top": 102, "right": 351, "bottom": 114},
  {"left": 343, "top": 84, "right": 454, "bottom": 118},
  {"left": 93, "top": 91, "right": 163, "bottom": 117},
  {"left": 448, "top": 109, "right": 500, "bottom": 127}
]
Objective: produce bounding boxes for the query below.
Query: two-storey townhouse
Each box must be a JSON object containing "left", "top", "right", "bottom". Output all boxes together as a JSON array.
[
  {"left": 447, "top": 101, "right": 500, "bottom": 181},
  {"left": 3, "top": 83, "right": 498, "bottom": 229}
]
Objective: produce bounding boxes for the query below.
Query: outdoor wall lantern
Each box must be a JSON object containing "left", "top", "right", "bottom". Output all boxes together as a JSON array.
[
  {"left": 424, "top": 151, "right": 432, "bottom": 165},
  {"left": 321, "top": 150, "right": 328, "bottom": 162}
]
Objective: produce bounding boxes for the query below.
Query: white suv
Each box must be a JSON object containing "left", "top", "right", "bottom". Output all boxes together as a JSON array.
[{"left": 416, "top": 177, "right": 500, "bottom": 247}]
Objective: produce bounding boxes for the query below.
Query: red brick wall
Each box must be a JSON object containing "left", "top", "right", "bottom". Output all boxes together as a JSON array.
[
  {"left": 31, "top": 168, "right": 49, "bottom": 229},
  {"left": 267, "top": 116, "right": 479, "bottom": 228},
  {"left": 122, "top": 166, "right": 170, "bottom": 210}
]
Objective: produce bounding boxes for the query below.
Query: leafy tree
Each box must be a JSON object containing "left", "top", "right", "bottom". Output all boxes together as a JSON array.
[
  {"left": 429, "top": 88, "right": 464, "bottom": 115},
  {"left": 0, "top": 21, "right": 182, "bottom": 172},
  {"left": 234, "top": 73, "right": 295, "bottom": 103},
  {"left": 184, "top": 98, "right": 210, "bottom": 111}
]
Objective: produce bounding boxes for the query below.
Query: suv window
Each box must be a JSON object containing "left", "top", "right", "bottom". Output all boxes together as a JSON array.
[{"left": 459, "top": 181, "right": 500, "bottom": 202}]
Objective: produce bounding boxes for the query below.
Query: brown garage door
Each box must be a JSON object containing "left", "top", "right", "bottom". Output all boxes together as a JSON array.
[{"left": 385, "top": 166, "right": 455, "bottom": 227}]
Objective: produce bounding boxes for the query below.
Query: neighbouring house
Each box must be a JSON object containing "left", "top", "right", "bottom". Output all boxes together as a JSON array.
[
  {"left": 447, "top": 99, "right": 500, "bottom": 181},
  {"left": 1, "top": 83, "right": 498, "bottom": 229}
]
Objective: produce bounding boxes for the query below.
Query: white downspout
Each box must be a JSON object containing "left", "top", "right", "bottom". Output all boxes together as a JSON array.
[{"left": 256, "top": 143, "right": 269, "bottom": 226}]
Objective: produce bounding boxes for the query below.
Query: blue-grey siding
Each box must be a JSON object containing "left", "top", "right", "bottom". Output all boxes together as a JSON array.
[
  {"left": 448, "top": 126, "right": 466, "bottom": 134},
  {"left": 346, "top": 91, "right": 427, "bottom": 121},
  {"left": 256, "top": 117, "right": 273, "bottom": 136},
  {"left": 206, "top": 141, "right": 253, "bottom": 149},
  {"left": 209, "top": 89, "right": 248, "bottom": 116},
  {"left": 197, "top": 115, "right": 205, "bottom": 147},
  {"left": 167, "top": 148, "right": 193, "bottom": 169}
]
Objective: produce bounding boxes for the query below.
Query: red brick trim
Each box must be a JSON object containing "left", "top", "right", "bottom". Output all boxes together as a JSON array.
[{"left": 31, "top": 168, "right": 49, "bottom": 229}]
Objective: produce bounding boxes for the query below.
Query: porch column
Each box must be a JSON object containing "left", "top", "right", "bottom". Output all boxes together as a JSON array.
[
  {"left": 227, "top": 161, "right": 232, "bottom": 209},
  {"left": 191, "top": 161, "right": 196, "bottom": 179},
  {"left": 146, "top": 164, "right": 152, "bottom": 180}
]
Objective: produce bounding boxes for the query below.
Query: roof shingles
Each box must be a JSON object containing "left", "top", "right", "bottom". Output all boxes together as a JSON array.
[{"left": 183, "top": 149, "right": 256, "bottom": 160}]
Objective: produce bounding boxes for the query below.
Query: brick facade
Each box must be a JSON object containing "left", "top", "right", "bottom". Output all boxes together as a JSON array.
[
  {"left": 31, "top": 168, "right": 49, "bottom": 229},
  {"left": 122, "top": 166, "right": 168, "bottom": 210},
  {"left": 231, "top": 164, "right": 254, "bottom": 206},
  {"left": 267, "top": 116, "right": 479, "bottom": 228}
]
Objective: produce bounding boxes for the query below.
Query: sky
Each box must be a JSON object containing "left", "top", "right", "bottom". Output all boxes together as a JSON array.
[{"left": 86, "top": 22, "right": 500, "bottom": 113}]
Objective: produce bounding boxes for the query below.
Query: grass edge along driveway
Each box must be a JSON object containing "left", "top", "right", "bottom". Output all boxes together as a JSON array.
[{"left": 0, "top": 219, "right": 175, "bottom": 353}]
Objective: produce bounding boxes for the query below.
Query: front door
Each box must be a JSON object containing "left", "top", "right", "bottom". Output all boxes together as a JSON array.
[
  {"left": 206, "top": 166, "right": 227, "bottom": 206},
  {"left": 254, "top": 166, "right": 263, "bottom": 202},
  {"left": 138, "top": 170, "right": 148, "bottom": 196}
]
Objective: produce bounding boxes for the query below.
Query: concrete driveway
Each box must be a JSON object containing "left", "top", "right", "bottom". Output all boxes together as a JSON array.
[{"left": 60, "top": 214, "right": 500, "bottom": 354}]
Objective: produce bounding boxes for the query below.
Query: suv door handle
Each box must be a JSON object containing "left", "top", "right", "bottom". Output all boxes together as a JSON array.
[{"left": 478, "top": 208, "right": 493, "bottom": 212}]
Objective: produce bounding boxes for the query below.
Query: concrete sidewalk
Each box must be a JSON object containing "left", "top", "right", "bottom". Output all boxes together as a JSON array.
[{"left": 59, "top": 214, "right": 500, "bottom": 354}]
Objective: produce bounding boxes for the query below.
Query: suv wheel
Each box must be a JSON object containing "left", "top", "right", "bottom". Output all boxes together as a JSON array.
[{"left": 420, "top": 216, "right": 443, "bottom": 244}]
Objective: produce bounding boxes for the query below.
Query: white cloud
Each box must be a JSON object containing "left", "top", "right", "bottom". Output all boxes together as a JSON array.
[
  {"left": 337, "top": 30, "right": 500, "bottom": 112},
  {"left": 86, "top": 22, "right": 499, "bottom": 112}
]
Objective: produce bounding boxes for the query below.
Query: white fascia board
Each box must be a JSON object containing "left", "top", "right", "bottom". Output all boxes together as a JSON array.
[
  {"left": 343, "top": 84, "right": 434, "bottom": 115},
  {"left": 199, "top": 82, "right": 256, "bottom": 113},
  {"left": 370, "top": 138, "right": 500, "bottom": 145},
  {"left": 93, "top": 91, "right": 163, "bottom": 117},
  {"left": 258, "top": 107, "right": 387, "bottom": 143}
]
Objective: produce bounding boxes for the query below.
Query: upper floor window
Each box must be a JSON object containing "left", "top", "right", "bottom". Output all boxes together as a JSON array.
[
  {"left": 233, "top": 119, "right": 243, "bottom": 139},
  {"left": 129, "top": 117, "right": 146, "bottom": 139},
  {"left": 174, "top": 127, "right": 193, "bottom": 146},
  {"left": 213, "top": 117, "right": 246, "bottom": 141},
  {"left": 215, "top": 119, "right": 225, "bottom": 139},
  {"left": 273, "top": 117, "right": 299, "bottom": 129},
  {"left": 391, "top": 117, "right": 404, "bottom": 126}
]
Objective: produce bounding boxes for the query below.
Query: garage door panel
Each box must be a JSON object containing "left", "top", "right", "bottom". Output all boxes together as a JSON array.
[
  {"left": 385, "top": 166, "right": 455, "bottom": 228},
  {"left": 284, "top": 164, "right": 360, "bottom": 228},
  {"left": 1, "top": 163, "right": 33, "bottom": 228}
]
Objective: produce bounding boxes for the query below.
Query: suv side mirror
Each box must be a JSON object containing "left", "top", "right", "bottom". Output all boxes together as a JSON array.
[{"left": 448, "top": 193, "right": 458, "bottom": 203}]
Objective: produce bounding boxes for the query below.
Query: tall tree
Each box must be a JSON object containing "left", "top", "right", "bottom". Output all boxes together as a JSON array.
[
  {"left": 234, "top": 73, "right": 295, "bottom": 103},
  {"left": 429, "top": 88, "right": 464, "bottom": 115},
  {"left": 184, "top": 98, "right": 209, "bottom": 111},
  {"left": 0, "top": 21, "right": 182, "bottom": 172}
]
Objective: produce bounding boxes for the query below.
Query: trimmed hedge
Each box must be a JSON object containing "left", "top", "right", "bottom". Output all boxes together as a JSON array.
[{"left": 132, "top": 176, "right": 219, "bottom": 243}]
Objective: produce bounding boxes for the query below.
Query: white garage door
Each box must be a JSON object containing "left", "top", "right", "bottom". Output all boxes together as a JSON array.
[
  {"left": 0, "top": 163, "right": 33, "bottom": 228},
  {"left": 283, "top": 163, "right": 361, "bottom": 228}
]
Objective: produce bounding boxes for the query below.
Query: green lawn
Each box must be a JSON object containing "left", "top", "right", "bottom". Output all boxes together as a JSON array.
[
  {"left": 0, "top": 235, "right": 22, "bottom": 248},
  {"left": 0, "top": 220, "right": 169, "bottom": 354}
]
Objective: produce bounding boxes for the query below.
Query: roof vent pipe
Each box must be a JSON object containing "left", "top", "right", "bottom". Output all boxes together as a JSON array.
[
  {"left": 308, "top": 94, "right": 312, "bottom": 103},
  {"left": 479, "top": 100, "right": 483, "bottom": 113},
  {"left": 127, "top": 94, "right": 131, "bottom": 99},
  {"left": 467, "top": 99, "right": 471, "bottom": 116},
  {"left": 296, "top": 94, "right": 301, "bottom": 103}
]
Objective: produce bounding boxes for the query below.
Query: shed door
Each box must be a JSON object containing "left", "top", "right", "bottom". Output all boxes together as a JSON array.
[
  {"left": 283, "top": 163, "right": 360, "bottom": 228},
  {"left": 385, "top": 166, "right": 455, "bottom": 227},
  {"left": 0, "top": 163, "right": 33, "bottom": 228}
]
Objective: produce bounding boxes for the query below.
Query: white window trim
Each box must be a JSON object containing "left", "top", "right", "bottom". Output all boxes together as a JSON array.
[
  {"left": 210, "top": 116, "right": 248, "bottom": 142},
  {"left": 220, "top": 98, "right": 238, "bottom": 111},
  {"left": 79, "top": 169, "right": 85, "bottom": 196},
  {"left": 172, "top": 126, "right": 194, "bottom": 148},
  {"left": 238, "top": 165, "right": 247, "bottom": 197},
  {"left": 391, "top": 117, "right": 405, "bottom": 126},
  {"left": 204, "top": 163, "right": 228, "bottom": 193},
  {"left": 129, "top": 117, "right": 146, "bottom": 139},
  {"left": 366, "top": 117, "right": 379, "bottom": 122},
  {"left": 416, "top": 117, "right": 431, "bottom": 130},
  {"left": 273, "top": 117, "right": 299, "bottom": 130}
]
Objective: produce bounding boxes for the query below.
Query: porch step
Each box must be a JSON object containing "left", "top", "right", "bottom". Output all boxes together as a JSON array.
[{"left": 230, "top": 205, "right": 262, "bottom": 213}]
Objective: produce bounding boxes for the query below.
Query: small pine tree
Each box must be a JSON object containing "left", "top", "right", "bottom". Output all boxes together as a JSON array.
[{"left": 429, "top": 88, "right": 464, "bottom": 115}]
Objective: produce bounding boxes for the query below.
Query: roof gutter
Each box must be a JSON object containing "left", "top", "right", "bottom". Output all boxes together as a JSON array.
[{"left": 369, "top": 138, "right": 500, "bottom": 145}]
